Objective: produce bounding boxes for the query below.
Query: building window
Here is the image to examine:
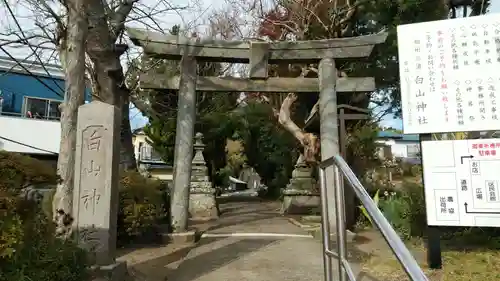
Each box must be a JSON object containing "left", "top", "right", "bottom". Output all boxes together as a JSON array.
[
  {"left": 24, "top": 97, "right": 61, "bottom": 120},
  {"left": 407, "top": 144, "right": 420, "bottom": 158},
  {"left": 0, "top": 92, "right": 18, "bottom": 116}
]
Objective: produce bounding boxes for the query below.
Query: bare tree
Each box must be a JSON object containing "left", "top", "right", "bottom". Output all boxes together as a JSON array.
[
  {"left": 52, "top": 0, "right": 88, "bottom": 238},
  {"left": 202, "top": 0, "right": 451, "bottom": 166},
  {"left": 0, "top": 0, "right": 190, "bottom": 236}
]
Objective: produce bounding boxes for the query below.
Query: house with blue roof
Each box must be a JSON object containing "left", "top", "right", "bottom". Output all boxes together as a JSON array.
[
  {"left": 376, "top": 131, "right": 421, "bottom": 163},
  {"left": 0, "top": 56, "right": 90, "bottom": 162}
]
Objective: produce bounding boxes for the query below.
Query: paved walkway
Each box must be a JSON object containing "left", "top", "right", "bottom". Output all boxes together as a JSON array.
[
  {"left": 196, "top": 199, "right": 312, "bottom": 236},
  {"left": 172, "top": 200, "right": 324, "bottom": 281},
  {"left": 119, "top": 199, "right": 376, "bottom": 281}
]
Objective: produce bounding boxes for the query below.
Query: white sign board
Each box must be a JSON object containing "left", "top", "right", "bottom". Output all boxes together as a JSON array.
[
  {"left": 422, "top": 138, "right": 500, "bottom": 227},
  {"left": 398, "top": 14, "right": 500, "bottom": 134}
]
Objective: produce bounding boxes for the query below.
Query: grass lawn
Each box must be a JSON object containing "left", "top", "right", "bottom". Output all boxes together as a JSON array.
[{"left": 360, "top": 237, "right": 500, "bottom": 281}]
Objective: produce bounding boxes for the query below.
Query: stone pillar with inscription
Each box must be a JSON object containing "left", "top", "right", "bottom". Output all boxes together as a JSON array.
[
  {"left": 72, "top": 101, "right": 126, "bottom": 280},
  {"left": 188, "top": 132, "right": 219, "bottom": 220},
  {"left": 281, "top": 154, "right": 320, "bottom": 214}
]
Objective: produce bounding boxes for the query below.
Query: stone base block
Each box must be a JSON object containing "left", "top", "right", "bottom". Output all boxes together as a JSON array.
[
  {"left": 281, "top": 194, "right": 320, "bottom": 215},
  {"left": 301, "top": 215, "right": 321, "bottom": 223},
  {"left": 91, "top": 261, "right": 127, "bottom": 281},
  {"left": 162, "top": 231, "right": 198, "bottom": 244},
  {"left": 310, "top": 229, "right": 357, "bottom": 243},
  {"left": 189, "top": 193, "right": 219, "bottom": 221}
]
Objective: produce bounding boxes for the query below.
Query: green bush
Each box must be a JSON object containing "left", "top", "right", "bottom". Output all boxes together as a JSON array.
[
  {"left": 118, "top": 170, "right": 166, "bottom": 244},
  {"left": 440, "top": 227, "right": 500, "bottom": 248},
  {"left": 215, "top": 166, "right": 234, "bottom": 189},
  {"left": 362, "top": 168, "right": 398, "bottom": 195},
  {"left": 372, "top": 179, "right": 500, "bottom": 246},
  {"left": 40, "top": 169, "right": 168, "bottom": 245},
  {"left": 403, "top": 181, "right": 427, "bottom": 237},
  {"left": 379, "top": 191, "right": 411, "bottom": 239},
  {"left": 0, "top": 151, "right": 58, "bottom": 192},
  {"left": 397, "top": 161, "right": 422, "bottom": 178},
  {"left": 0, "top": 207, "right": 89, "bottom": 281},
  {"left": 0, "top": 152, "right": 89, "bottom": 281},
  {"left": 235, "top": 102, "right": 298, "bottom": 198},
  {"left": 358, "top": 190, "right": 380, "bottom": 226},
  {"left": 379, "top": 181, "right": 426, "bottom": 240},
  {"left": 410, "top": 164, "right": 422, "bottom": 177},
  {"left": 0, "top": 199, "right": 24, "bottom": 259}
]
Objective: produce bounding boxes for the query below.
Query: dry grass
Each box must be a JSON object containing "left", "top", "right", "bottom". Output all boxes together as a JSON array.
[
  {"left": 360, "top": 239, "right": 500, "bottom": 281},
  {"left": 303, "top": 213, "right": 500, "bottom": 281}
]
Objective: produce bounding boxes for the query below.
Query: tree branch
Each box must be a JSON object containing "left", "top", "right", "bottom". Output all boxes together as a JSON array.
[
  {"left": 278, "top": 93, "right": 306, "bottom": 143},
  {"left": 130, "top": 93, "right": 158, "bottom": 119},
  {"left": 110, "top": 0, "right": 139, "bottom": 39}
]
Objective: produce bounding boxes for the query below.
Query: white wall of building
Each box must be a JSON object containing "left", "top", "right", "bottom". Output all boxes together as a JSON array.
[
  {"left": 392, "top": 142, "right": 411, "bottom": 158},
  {"left": 132, "top": 133, "right": 146, "bottom": 160},
  {"left": 0, "top": 116, "right": 60, "bottom": 154},
  {"left": 376, "top": 139, "right": 420, "bottom": 158}
]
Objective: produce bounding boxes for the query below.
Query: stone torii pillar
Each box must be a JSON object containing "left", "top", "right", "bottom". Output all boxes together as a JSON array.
[{"left": 169, "top": 56, "right": 197, "bottom": 232}]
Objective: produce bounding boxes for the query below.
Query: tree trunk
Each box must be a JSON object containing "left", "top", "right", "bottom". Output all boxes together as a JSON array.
[
  {"left": 52, "top": 0, "right": 88, "bottom": 238},
  {"left": 86, "top": 0, "right": 137, "bottom": 171},
  {"left": 120, "top": 94, "right": 137, "bottom": 171},
  {"left": 278, "top": 93, "right": 319, "bottom": 164},
  {"left": 88, "top": 50, "right": 137, "bottom": 171}
]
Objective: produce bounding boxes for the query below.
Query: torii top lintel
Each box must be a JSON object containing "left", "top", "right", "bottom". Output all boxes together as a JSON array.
[{"left": 126, "top": 27, "right": 388, "bottom": 63}]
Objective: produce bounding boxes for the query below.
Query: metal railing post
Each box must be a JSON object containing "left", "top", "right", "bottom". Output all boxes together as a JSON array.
[
  {"left": 329, "top": 155, "right": 429, "bottom": 281},
  {"left": 319, "top": 167, "right": 333, "bottom": 281},
  {"left": 333, "top": 166, "right": 348, "bottom": 281}
]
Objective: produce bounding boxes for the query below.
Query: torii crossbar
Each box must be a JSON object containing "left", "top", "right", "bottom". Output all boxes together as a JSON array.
[{"left": 127, "top": 27, "right": 387, "bottom": 237}]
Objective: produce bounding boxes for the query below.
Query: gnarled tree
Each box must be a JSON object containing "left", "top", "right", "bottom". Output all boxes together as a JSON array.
[
  {"left": 250, "top": 0, "right": 453, "bottom": 165},
  {"left": 0, "top": 0, "right": 188, "bottom": 237}
]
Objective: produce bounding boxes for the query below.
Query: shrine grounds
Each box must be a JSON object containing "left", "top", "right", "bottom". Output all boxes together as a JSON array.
[
  {"left": 358, "top": 229, "right": 500, "bottom": 281},
  {"left": 342, "top": 164, "right": 500, "bottom": 281},
  {"left": 3, "top": 147, "right": 500, "bottom": 281},
  {"left": 298, "top": 213, "right": 500, "bottom": 281}
]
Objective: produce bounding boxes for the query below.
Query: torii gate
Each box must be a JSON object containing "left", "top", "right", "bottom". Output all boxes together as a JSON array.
[{"left": 127, "top": 27, "right": 387, "bottom": 233}]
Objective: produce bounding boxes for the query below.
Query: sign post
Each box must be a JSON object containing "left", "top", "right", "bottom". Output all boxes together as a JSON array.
[
  {"left": 397, "top": 13, "right": 500, "bottom": 269},
  {"left": 419, "top": 133, "right": 442, "bottom": 269}
]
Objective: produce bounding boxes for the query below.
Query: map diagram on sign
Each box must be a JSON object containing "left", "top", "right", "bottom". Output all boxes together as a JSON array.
[{"left": 422, "top": 138, "right": 500, "bottom": 227}]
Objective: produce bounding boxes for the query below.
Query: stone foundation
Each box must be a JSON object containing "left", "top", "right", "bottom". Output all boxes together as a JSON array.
[
  {"left": 189, "top": 187, "right": 219, "bottom": 220},
  {"left": 281, "top": 190, "right": 320, "bottom": 214},
  {"left": 281, "top": 159, "right": 320, "bottom": 214},
  {"left": 162, "top": 230, "right": 198, "bottom": 244},
  {"left": 91, "top": 261, "right": 127, "bottom": 281}
]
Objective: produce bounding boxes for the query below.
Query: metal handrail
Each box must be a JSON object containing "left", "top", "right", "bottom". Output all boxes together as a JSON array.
[{"left": 318, "top": 155, "right": 428, "bottom": 281}]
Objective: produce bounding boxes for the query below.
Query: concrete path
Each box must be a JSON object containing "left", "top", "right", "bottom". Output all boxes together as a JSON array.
[
  {"left": 200, "top": 200, "right": 312, "bottom": 236},
  {"left": 171, "top": 200, "right": 326, "bottom": 281},
  {"left": 119, "top": 200, "right": 379, "bottom": 281}
]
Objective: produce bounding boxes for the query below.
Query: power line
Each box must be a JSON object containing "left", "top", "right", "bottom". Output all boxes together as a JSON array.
[
  {"left": 0, "top": 86, "right": 61, "bottom": 105},
  {"left": 1, "top": 0, "right": 65, "bottom": 94},
  {"left": 0, "top": 37, "right": 55, "bottom": 49},
  {"left": 0, "top": 135, "right": 58, "bottom": 155},
  {"left": 0, "top": 45, "right": 64, "bottom": 98}
]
